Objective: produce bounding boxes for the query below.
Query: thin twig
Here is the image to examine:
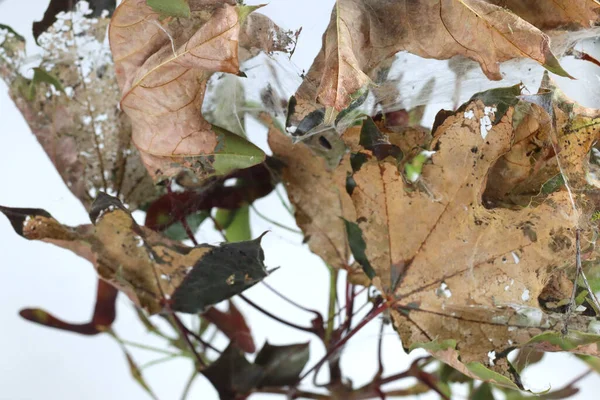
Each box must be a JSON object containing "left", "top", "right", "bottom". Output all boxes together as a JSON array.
[
  {"left": 261, "top": 280, "right": 323, "bottom": 317},
  {"left": 239, "top": 294, "right": 316, "bottom": 333},
  {"left": 170, "top": 313, "right": 207, "bottom": 368},
  {"left": 251, "top": 204, "right": 302, "bottom": 234},
  {"left": 179, "top": 322, "right": 222, "bottom": 354},
  {"left": 119, "top": 339, "right": 184, "bottom": 357},
  {"left": 180, "top": 214, "right": 199, "bottom": 246},
  {"left": 299, "top": 301, "right": 389, "bottom": 382},
  {"left": 376, "top": 318, "right": 385, "bottom": 376},
  {"left": 141, "top": 354, "right": 180, "bottom": 370},
  {"left": 180, "top": 369, "right": 197, "bottom": 400}
]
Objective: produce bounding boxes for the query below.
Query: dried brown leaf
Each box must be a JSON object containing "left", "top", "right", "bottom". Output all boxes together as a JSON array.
[
  {"left": 293, "top": 0, "right": 570, "bottom": 120},
  {"left": 0, "top": 16, "right": 158, "bottom": 210},
  {"left": 268, "top": 129, "right": 358, "bottom": 271},
  {"left": 0, "top": 193, "right": 267, "bottom": 314},
  {"left": 109, "top": 0, "right": 266, "bottom": 184},
  {"left": 275, "top": 85, "right": 600, "bottom": 380},
  {"left": 346, "top": 93, "right": 600, "bottom": 374},
  {"left": 485, "top": 74, "right": 600, "bottom": 203},
  {"left": 487, "top": 0, "right": 600, "bottom": 31}
]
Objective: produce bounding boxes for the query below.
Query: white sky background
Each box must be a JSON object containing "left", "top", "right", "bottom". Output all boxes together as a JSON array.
[{"left": 1, "top": 0, "right": 600, "bottom": 399}]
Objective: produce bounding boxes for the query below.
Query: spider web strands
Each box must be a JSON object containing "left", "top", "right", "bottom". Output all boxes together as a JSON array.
[
  {"left": 519, "top": 88, "right": 600, "bottom": 323},
  {"left": 390, "top": 300, "right": 590, "bottom": 337}
]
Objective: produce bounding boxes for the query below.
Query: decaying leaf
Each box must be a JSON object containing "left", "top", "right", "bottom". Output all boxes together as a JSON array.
[
  {"left": 0, "top": 193, "right": 268, "bottom": 315},
  {"left": 273, "top": 83, "right": 600, "bottom": 384},
  {"left": 352, "top": 89, "right": 600, "bottom": 376},
  {"left": 202, "top": 301, "right": 255, "bottom": 353},
  {"left": 0, "top": 14, "right": 160, "bottom": 211},
  {"left": 291, "top": 0, "right": 571, "bottom": 122},
  {"left": 109, "top": 0, "right": 270, "bottom": 184},
  {"left": 268, "top": 128, "right": 369, "bottom": 283},
  {"left": 201, "top": 341, "right": 309, "bottom": 399},
  {"left": 486, "top": 0, "right": 600, "bottom": 31},
  {"left": 238, "top": 12, "right": 295, "bottom": 61},
  {"left": 485, "top": 73, "right": 600, "bottom": 204},
  {"left": 32, "top": 0, "right": 116, "bottom": 42}
]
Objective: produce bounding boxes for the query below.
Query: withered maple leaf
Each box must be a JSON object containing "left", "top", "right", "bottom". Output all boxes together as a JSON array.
[
  {"left": 0, "top": 193, "right": 268, "bottom": 315},
  {"left": 485, "top": 73, "right": 600, "bottom": 204},
  {"left": 487, "top": 0, "right": 600, "bottom": 31},
  {"left": 292, "top": 0, "right": 571, "bottom": 120},
  {"left": 109, "top": 0, "right": 267, "bottom": 184},
  {"left": 0, "top": 16, "right": 158, "bottom": 211},
  {"left": 268, "top": 129, "right": 364, "bottom": 281},
  {"left": 271, "top": 85, "right": 600, "bottom": 384}
]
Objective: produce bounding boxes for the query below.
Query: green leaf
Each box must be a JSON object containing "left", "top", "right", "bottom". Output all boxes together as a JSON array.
[
  {"left": 335, "top": 87, "right": 368, "bottom": 128},
  {"left": 27, "top": 67, "right": 65, "bottom": 100},
  {"left": 465, "top": 362, "right": 520, "bottom": 390},
  {"left": 404, "top": 150, "right": 435, "bottom": 183},
  {"left": 171, "top": 235, "right": 268, "bottom": 313},
  {"left": 525, "top": 330, "right": 600, "bottom": 351},
  {"left": 212, "top": 126, "right": 266, "bottom": 175},
  {"left": 254, "top": 342, "right": 310, "bottom": 387},
  {"left": 409, "top": 339, "right": 457, "bottom": 353},
  {"left": 204, "top": 75, "right": 247, "bottom": 137},
  {"left": 469, "top": 84, "right": 522, "bottom": 124},
  {"left": 163, "top": 211, "right": 208, "bottom": 241},
  {"left": 342, "top": 218, "right": 375, "bottom": 280},
  {"left": 542, "top": 50, "right": 573, "bottom": 79},
  {"left": 0, "top": 23, "right": 25, "bottom": 42},
  {"left": 215, "top": 205, "right": 251, "bottom": 242},
  {"left": 472, "top": 382, "right": 495, "bottom": 400},
  {"left": 541, "top": 174, "right": 565, "bottom": 194},
  {"left": 236, "top": 4, "right": 263, "bottom": 23},
  {"left": 146, "top": 0, "right": 190, "bottom": 18},
  {"left": 576, "top": 354, "right": 600, "bottom": 374}
]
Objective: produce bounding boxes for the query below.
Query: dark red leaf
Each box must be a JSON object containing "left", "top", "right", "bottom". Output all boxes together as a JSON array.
[
  {"left": 20, "top": 278, "right": 117, "bottom": 335},
  {"left": 202, "top": 301, "right": 255, "bottom": 353}
]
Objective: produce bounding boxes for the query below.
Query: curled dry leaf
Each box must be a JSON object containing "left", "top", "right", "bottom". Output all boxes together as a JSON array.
[
  {"left": 273, "top": 84, "right": 600, "bottom": 383},
  {"left": 238, "top": 12, "right": 295, "bottom": 61},
  {"left": 0, "top": 14, "right": 158, "bottom": 211},
  {"left": 201, "top": 341, "right": 310, "bottom": 398},
  {"left": 0, "top": 193, "right": 268, "bottom": 315},
  {"left": 268, "top": 128, "right": 371, "bottom": 284},
  {"left": 109, "top": 0, "right": 271, "bottom": 184},
  {"left": 485, "top": 73, "right": 600, "bottom": 204},
  {"left": 486, "top": 0, "right": 600, "bottom": 31},
  {"left": 348, "top": 89, "right": 600, "bottom": 380},
  {"left": 292, "top": 0, "right": 570, "bottom": 120}
]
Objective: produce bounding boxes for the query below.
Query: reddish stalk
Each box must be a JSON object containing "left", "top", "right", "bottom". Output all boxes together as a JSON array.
[
  {"left": 299, "top": 300, "right": 389, "bottom": 382},
  {"left": 177, "top": 320, "right": 222, "bottom": 354},
  {"left": 261, "top": 280, "right": 323, "bottom": 318},
  {"left": 239, "top": 294, "right": 319, "bottom": 334},
  {"left": 170, "top": 312, "right": 207, "bottom": 368}
]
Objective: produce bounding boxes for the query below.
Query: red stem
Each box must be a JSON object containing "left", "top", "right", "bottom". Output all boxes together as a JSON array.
[
  {"left": 171, "top": 312, "right": 207, "bottom": 368},
  {"left": 239, "top": 294, "right": 318, "bottom": 334},
  {"left": 261, "top": 280, "right": 323, "bottom": 319},
  {"left": 299, "top": 301, "right": 389, "bottom": 382}
]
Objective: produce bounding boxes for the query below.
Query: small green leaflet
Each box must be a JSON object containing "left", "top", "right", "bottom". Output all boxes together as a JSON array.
[
  {"left": 342, "top": 218, "right": 375, "bottom": 280},
  {"left": 215, "top": 205, "right": 251, "bottom": 242},
  {"left": 146, "top": 0, "right": 190, "bottom": 18},
  {"left": 0, "top": 23, "right": 25, "bottom": 42},
  {"left": 27, "top": 67, "right": 65, "bottom": 100},
  {"left": 404, "top": 150, "right": 435, "bottom": 183}
]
